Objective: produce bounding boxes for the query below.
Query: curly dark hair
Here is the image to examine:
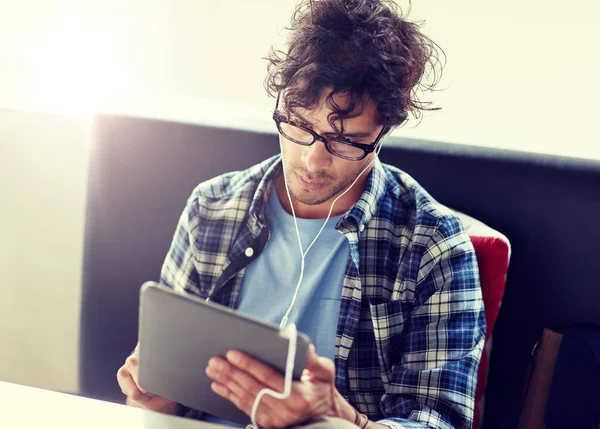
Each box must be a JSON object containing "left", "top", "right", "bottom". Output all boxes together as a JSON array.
[{"left": 265, "top": 0, "right": 445, "bottom": 131}]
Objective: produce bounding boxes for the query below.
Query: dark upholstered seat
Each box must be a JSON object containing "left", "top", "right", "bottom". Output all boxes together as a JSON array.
[{"left": 80, "top": 115, "right": 600, "bottom": 428}]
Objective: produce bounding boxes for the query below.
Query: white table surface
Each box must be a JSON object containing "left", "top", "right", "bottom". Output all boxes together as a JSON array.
[{"left": 0, "top": 381, "right": 228, "bottom": 428}]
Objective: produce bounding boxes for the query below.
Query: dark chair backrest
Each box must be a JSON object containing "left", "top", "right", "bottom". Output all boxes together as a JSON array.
[{"left": 80, "top": 115, "right": 600, "bottom": 428}]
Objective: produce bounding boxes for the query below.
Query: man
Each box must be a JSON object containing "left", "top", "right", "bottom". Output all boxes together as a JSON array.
[{"left": 117, "top": 1, "right": 486, "bottom": 428}]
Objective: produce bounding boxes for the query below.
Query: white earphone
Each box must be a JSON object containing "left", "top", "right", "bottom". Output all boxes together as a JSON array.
[
  {"left": 246, "top": 136, "right": 384, "bottom": 429},
  {"left": 277, "top": 139, "right": 384, "bottom": 330}
]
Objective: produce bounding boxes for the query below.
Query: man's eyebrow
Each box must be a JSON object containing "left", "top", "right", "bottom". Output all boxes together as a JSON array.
[
  {"left": 289, "top": 111, "right": 374, "bottom": 138},
  {"left": 289, "top": 110, "right": 313, "bottom": 126},
  {"left": 327, "top": 130, "right": 373, "bottom": 138}
]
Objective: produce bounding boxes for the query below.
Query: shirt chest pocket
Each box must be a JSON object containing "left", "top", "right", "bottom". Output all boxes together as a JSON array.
[{"left": 368, "top": 299, "right": 408, "bottom": 380}]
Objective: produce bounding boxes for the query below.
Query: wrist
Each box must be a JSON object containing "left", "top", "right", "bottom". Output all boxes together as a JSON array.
[
  {"left": 331, "top": 389, "right": 354, "bottom": 422},
  {"left": 332, "top": 389, "right": 357, "bottom": 422},
  {"left": 352, "top": 408, "right": 369, "bottom": 429},
  {"left": 339, "top": 398, "right": 372, "bottom": 429}
]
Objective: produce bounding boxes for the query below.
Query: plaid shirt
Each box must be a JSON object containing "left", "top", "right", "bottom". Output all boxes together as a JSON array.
[{"left": 160, "top": 155, "right": 486, "bottom": 429}]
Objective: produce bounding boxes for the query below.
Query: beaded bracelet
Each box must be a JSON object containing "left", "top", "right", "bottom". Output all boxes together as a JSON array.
[{"left": 352, "top": 407, "right": 369, "bottom": 429}]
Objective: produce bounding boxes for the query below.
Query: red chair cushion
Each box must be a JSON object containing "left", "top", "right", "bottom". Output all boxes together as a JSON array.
[{"left": 454, "top": 212, "right": 511, "bottom": 429}]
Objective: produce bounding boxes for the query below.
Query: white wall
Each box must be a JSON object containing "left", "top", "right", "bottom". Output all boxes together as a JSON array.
[
  {"left": 0, "top": 0, "right": 599, "bottom": 394},
  {"left": 0, "top": 109, "right": 89, "bottom": 392},
  {"left": 3, "top": 0, "right": 598, "bottom": 158}
]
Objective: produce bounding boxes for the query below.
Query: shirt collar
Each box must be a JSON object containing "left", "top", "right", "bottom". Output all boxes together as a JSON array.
[
  {"left": 248, "top": 156, "right": 283, "bottom": 227},
  {"left": 344, "top": 157, "right": 387, "bottom": 230}
]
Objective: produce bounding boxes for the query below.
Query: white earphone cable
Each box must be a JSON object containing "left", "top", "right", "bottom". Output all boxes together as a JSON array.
[
  {"left": 278, "top": 142, "right": 383, "bottom": 329},
  {"left": 246, "top": 323, "right": 297, "bottom": 429},
  {"left": 246, "top": 139, "right": 384, "bottom": 429}
]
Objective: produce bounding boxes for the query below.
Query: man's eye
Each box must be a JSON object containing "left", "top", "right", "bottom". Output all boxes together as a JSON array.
[
  {"left": 331, "top": 136, "right": 365, "bottom": 144},
  {"left": 290, "top": 117, "right": 310, "bottom": 128}
]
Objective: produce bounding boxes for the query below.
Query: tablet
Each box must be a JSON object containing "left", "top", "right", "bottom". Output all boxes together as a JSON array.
[{"left": 137, "top": 282, "right": 312, "bottom": 425}]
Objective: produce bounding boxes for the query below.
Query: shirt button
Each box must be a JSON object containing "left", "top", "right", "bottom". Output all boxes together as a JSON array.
[
  {"left": 359, "top": 224, "right": 365, "bottom": 232},
  {"left": 245, "top": 247, "right": 254, "bottom": 257}
]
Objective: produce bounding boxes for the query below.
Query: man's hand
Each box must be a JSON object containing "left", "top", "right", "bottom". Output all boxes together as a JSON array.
[
  {"left": 206, "top": 344, "right": 356, "bottom": 429},
  {"left": 117, "top": 344, "right": 179, "bottom": 415}
]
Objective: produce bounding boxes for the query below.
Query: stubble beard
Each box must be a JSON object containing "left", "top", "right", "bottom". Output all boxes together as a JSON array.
[{"left": 286, "top": 166, "right": 362, "bottom": 207}]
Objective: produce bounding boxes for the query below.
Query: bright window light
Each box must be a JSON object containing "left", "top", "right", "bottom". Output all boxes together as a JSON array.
[{"left": 23, "top": 13, "right": 118, "bottom": 115}]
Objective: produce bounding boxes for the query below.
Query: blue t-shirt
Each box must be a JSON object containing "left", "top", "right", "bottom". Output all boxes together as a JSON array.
[
  {"left": 238, "top": 187, "right": 349, "bottom": 360},
  {"left": 203, "top": 187, "right": 349, "bottom": 426}
]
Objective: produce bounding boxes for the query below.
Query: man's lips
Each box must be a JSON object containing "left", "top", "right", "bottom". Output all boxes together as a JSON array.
[{"left": 295, "top": 171, "right": 328, "bottom": 191}]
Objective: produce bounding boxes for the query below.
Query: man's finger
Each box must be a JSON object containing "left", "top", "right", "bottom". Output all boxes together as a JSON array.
[
  {"left": 130, "top": 391, "right": 155, "bottom": 403},
  {"left": 206, "top": 357, "right": 258, "bottom": 397},
  {"left": 305, "top": 345, "right": 335, "bottom": 382},
  {"left": 127, "top": 359, "right": 150, "bottom": 395},
  {"left": 305, "top": 344, "right": 319, "bottom": 371},
  {"left": 229, "top": 366, "right": 267, "bottom": 397},
  {"left": 206, "top": 357, "right": 275, "bottom": 405},
  {"left": 207, "top": 357, "right": 305, "bottom": 425},
  {"left": 118, "top": 369, "right": 152, "bottom": 401},
  {"left": 225, "top": 351, "right": 286, "bottom": 392},
  {"left": 210, "top": 381, "right": 278, "bottom": 424},
  {"left": 225, "top": 374, "right": 304, "bottom": 423}
]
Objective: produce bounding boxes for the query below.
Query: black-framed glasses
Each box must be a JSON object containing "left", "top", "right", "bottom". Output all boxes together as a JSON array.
[{"left": 273, "top": 94, "right": 389, "bottom": 161}]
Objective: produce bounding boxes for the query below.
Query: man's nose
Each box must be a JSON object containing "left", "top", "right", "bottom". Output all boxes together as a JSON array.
[{"left": 302, "top": 139, "right": 332, "bottom": 173}]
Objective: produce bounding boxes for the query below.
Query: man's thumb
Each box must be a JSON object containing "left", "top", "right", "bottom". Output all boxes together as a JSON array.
[{"left": 305, "top": 344, "right": 335, "bottom": 382}]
